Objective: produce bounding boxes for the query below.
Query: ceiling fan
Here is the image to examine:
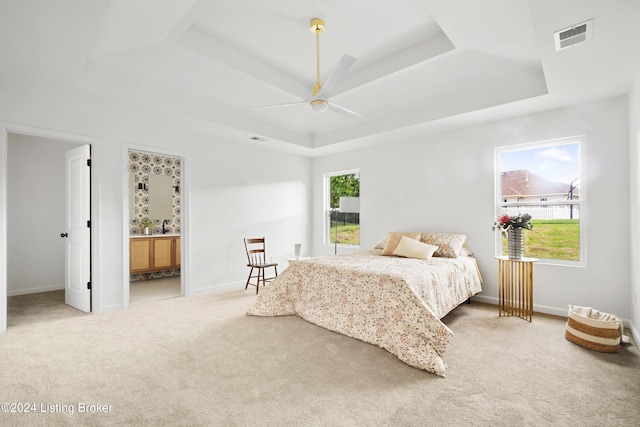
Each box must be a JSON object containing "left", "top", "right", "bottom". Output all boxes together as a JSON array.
[{"left": 257, "top": 18, "right": 363, "bottom": 119}]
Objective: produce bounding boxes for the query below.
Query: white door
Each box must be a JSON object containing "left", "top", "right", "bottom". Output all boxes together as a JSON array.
[{"left": 64, "top": 145, "right": 91, "bottom": 312}]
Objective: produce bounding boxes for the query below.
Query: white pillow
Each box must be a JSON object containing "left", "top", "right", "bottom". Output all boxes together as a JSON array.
[
  {"left": 381, "top": 232, "right": 421, "bottom": 256},
  {"left": 392, "top": 236, "right": 438, "bottom": 260}
]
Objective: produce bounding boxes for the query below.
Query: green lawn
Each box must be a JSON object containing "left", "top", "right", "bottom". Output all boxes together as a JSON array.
[
  {"left": 332, "top": 219, "right": 580, "bottom": 261},
  {"left": 501, "top": 219, "right": 580, "bottom": 261},
  {"left": 330, "top": 223, "right": 360, "bottom": 245}
]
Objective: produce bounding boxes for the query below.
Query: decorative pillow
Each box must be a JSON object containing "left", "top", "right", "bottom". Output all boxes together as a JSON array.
[
  {"left": 392, "top": 236, "right": 438, "bottom": 260},
  {"left": 381, "top": 232, "right": 421, "bottom": 256},
  {"left": 374, "top": 235, "right": 388, "bottom": 250},
  {"left": 420, "top": 233, "right": 467, "bottom": 258}
]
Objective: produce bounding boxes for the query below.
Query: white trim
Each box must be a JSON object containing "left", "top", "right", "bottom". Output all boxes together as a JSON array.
[
  {"left": 629, "top": 322, "right": 640, "bottom": 347},
  {"left": 121, "top": 147, "right": 130, "bottom": 309},
  {"left": 494, "top": 136, "right": 586, "bottom": 267},
  {"left": 90, "top": 141, "right": 103, "bottom": 314},
  {"left": 122, "top": 144, "right": 189, "bottom": 307},
  {"left": 8, "top": 284, "right": 64, "bottom": 297},
  {"left": 0, "top": 123, "right": 101, "bottom": 331},
  {"left": 323, "top": 168, "right": 360, "bottom": 247},
  {"left": 181, "top": 154, "right": 190, "bottom": 296},
  {"left": 472, "top": 295, "right": 570, "bottom": 318},
  {"left": 189, "top": 280, "right": 244, "bottom": 296},
  {"left": 0, "top": 129, "right": 7, "bottom": 332},
  {"left": 100, "top": 303, "right": 124, "bottom": 313}
]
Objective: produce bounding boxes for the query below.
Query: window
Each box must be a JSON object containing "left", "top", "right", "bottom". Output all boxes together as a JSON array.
[
  {"left": 495, "top": 137, "right": 584, "bottom": 265},
  {"left": 324, "top": 170, "right": 360, "bottom": 247}
]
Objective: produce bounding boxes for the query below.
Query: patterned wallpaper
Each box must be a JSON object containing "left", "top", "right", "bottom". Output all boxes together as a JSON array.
[
  {"left": 128, "top": 150, "right": 182, "bottom": 281},
  {"left": 128, "top": 150, "right": 181, "bottom": 235}
]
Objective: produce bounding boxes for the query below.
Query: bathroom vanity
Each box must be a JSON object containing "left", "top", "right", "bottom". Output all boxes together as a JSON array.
[{"left": 130, "top": 234, "right": 181, "bottom": 274}]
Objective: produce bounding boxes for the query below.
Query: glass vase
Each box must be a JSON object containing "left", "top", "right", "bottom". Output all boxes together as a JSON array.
[{"left": 507, "top": 228, "right": 523, "bottom": 260}]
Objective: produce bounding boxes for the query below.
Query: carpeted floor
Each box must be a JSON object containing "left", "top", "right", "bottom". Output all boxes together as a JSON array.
[{"left": 1, "top": 289, "right": 639, "bottom": 426}]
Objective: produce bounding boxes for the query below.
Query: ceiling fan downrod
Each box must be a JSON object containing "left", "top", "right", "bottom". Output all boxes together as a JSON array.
[{"left": 310, "top": 18, "right": 325, "bottom": 98}]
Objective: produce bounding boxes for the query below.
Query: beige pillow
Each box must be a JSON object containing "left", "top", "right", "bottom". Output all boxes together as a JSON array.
[
  {"left": 374, "top": 235, "right": 388, "bottom": 250},
  {"left": 420, "top": 233, "right": 467, "bottom": 258},
  {"left": 381, "top": 232, "right": 421, "bottom": 256},
  {"left": 392, "top": 236, "right": 438, "bottom": 260}
]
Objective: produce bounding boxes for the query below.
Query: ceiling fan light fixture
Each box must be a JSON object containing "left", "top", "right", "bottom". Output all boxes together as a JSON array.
[{"left": 310, "top": 99, "right": 329, "bottom": 112}]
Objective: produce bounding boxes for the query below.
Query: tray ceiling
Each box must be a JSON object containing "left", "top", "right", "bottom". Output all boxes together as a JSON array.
[{"left": 1, "top": 0, "right": 639, "bottom": 157}]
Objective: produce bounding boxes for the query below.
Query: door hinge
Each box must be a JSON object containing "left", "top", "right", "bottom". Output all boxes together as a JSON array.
[
  {"left": 87, "top": 220, "right": 91, "bottom": 228},
  {"left": 87, "top": 159, "right": 91, "bottom": 167},
  {"left": 87, "top": 282, "right": 92, "bottom": 290}
]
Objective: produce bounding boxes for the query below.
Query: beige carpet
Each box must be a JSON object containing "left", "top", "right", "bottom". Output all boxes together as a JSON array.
[{"left": 2, "top": 290, "right": 639, "bottom": 427}]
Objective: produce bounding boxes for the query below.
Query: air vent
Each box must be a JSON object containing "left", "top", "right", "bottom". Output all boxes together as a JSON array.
[
  {"left": 554, "top": 19, "right": 593, "bottom": 51},
  {"left": 249, "top": 136, "right": 267, "bottom": 142}
]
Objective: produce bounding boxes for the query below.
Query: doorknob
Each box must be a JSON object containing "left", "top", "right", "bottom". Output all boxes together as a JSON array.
[{"left": 61, "top": 233, "right": 68, "bottom": 238}]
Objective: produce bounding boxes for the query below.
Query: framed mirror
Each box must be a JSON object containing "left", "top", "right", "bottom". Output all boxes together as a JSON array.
[{"left": 148, "top": 173, "right": 173, "bottom": 220}]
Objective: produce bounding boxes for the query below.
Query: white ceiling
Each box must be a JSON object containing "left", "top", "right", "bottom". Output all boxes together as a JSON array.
[{"left": 1, "top": 0, "right": 639, "bottom": 157}]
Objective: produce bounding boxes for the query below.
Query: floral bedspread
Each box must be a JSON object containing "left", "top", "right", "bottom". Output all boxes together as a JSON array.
[{"left": 247, "top": 249, "right": 483, "bottom": 376}]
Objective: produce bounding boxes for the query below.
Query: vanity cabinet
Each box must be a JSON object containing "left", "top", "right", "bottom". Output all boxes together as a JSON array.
[
  {"left": 130, "top": 236, "right": 180, "bottom": 274},
  {"left": 175, "top": 237, "right": 181, "bottom": 268}
]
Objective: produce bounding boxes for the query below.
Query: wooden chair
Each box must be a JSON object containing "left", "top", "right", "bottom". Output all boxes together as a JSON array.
[{"left": 244, "top": 237, "right": 278, "bottom": 294}]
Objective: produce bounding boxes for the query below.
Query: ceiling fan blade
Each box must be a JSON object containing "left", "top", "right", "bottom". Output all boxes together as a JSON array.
[
  {"left": 254, "top": 100, "right": 306, "bottom": 110},
  {"left": 328, "top": 102, "right": 364, "bottom": 119},
  {"left": 316, "top": 54, "right": 356, "bottom": 98}
]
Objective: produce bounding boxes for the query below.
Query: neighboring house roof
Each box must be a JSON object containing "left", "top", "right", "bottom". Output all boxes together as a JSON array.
[{"left": 501, "top": 170, "right": 579, "bottom": 198}]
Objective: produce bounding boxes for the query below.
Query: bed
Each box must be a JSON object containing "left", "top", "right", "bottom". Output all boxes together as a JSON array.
[{"left": 247, "top": 232, "right": 483, "bottom": 376}]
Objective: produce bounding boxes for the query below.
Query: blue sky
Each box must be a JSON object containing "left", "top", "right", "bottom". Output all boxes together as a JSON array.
[{"left": 500, "top": 142, "right": 580, "bottom": 185}]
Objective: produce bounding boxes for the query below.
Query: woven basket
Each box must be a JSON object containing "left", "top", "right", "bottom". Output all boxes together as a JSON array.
[{"left": 565, "top": 305, "right": 623, "bottom": 353}]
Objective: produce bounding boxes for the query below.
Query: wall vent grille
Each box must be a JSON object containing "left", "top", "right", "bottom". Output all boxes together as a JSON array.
[{"left": 554, "top": 19, "right": 593, "bottom": 51}]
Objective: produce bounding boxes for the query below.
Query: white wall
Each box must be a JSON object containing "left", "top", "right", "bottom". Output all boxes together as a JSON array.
[
  {"left": 97, "top": 130, "right": 312, "bottom": 310},
  {"left": 7, "top": 133, "right": 80, "bottom": 295},
  {"left": 312, "top": 96, "right": 631, "bottom": 320},
  {"left": 2, "top": 126, "right": 310, "bottom": 324},
  {"left": 629, "top": 75, "right": 640, "bottom": 335},
  {"left": 184, "top": 136, "right": 310, "bottom": 294}
]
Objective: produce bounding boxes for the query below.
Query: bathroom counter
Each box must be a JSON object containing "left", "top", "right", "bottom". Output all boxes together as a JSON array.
[{"left": 130, "top": 233, "right": 181, "bottom": 238}]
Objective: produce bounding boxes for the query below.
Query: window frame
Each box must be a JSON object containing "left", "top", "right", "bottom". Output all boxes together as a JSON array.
[
  {"left": 323, "top": 169, "right": 360, "bottom": 248},
  {"left": 494, "top": 136, "right": 586, "bottom": 267}
]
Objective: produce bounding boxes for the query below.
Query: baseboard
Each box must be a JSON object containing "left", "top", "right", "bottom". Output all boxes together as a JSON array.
[
  {"left": 472, "top": 295, "right": 574, "bottom": 318},
  {"left": 627, "top": 322, "right": 640, "bottom": 345},
  {"left": 188, "top": 280, "right": 244, "bottom": 296},
  {"left": 472, "top": 295, "right": 640, "bottom": 344},
  {"left": 100, "top": 303, "right": 124, "bottom": 313},
  {"left": 470, "top": 295, "right": 497, "bottom": 306},
  {"left": 8, "top": 284, "right": 64, "bottom": 297}
]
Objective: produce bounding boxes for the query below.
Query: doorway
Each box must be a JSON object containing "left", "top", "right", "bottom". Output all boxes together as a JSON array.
[
  {"left": 3, "top": 130, "right": 94, "bottom": 329},
  {"left": 124, "top": 147, "right": 185, "bottom": 307}
]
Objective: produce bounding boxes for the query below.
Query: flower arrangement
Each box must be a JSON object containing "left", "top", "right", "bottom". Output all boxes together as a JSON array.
[
  {"left": 492, "top": 213, "right": 533, "bottom": 234},
  {"left": 139, "top": 217, "right": 154, "bottom": 230}
]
